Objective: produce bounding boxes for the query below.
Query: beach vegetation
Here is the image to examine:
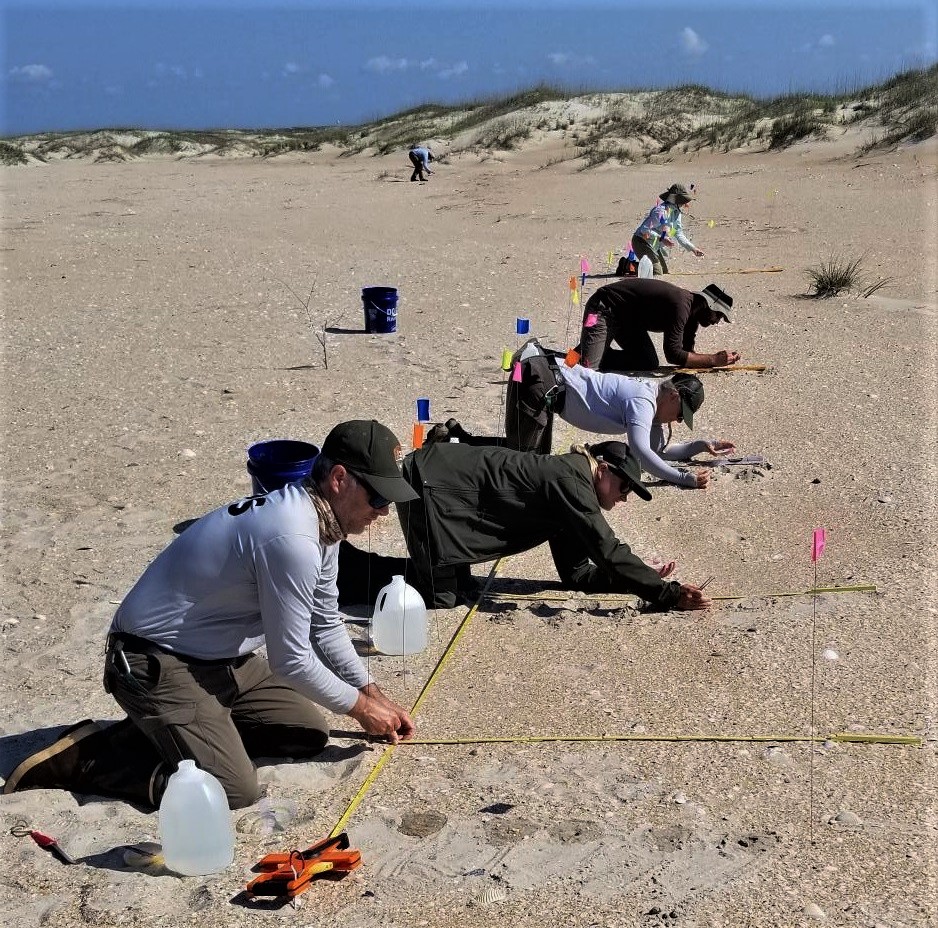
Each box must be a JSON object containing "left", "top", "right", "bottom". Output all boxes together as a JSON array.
[
  {"left": 806, "top": 254, "right": 892, "bottom": 299},
  {"left": 0, "top": 141, "right": 28, "bottom": 165}
]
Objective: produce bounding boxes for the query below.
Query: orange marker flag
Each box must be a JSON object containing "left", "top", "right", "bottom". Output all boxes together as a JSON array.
[
  {"left": 412, "top": 423, "right": 424, "bottom": 449},
  {"left": 568, "top": 276, "right": 577, "bottom": 291},
  {"left": 564, "top": 348, "right": 580, "bottom": 367}
]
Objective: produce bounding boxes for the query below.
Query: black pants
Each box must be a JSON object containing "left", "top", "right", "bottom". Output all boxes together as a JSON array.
[
  {"left": 409, "top": 151, "right": 426, "bottom": 181},
  {"left": 504, "top": 341, "right": 563, "bottom": 453},
  {"left": 578, "top": 294, "right": 661, "bottom": 372}
]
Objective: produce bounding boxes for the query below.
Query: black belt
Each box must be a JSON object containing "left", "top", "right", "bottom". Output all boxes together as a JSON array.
[{"left": 106, "top": 632, "right": 240, "bottom": 667}]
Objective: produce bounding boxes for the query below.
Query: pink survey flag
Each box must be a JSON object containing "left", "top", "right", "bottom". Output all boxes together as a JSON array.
[
  {"left": 580, "top": 257, "right": 590, "bottom": 273},
  {"left": 811, "top": 528, "right": 827, "bottom": 562},
  {"left": 511, "top": 361, "right": 523, "bottom": 383},
  {"left": 584, "top": 313, "right": 598, "bottom": 328}
]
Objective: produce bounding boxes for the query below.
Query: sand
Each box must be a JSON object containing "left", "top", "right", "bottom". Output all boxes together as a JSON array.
[{"left": 1, "top": 136, "right": 936, "bottom": 927}]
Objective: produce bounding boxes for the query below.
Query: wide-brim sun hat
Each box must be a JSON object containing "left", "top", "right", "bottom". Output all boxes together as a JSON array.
[
  {"left": 659, "top": 183, "right": 694, "bottom": 204},
  {"left": 697, "top": 283, "right": 734, "bottom": 322}
]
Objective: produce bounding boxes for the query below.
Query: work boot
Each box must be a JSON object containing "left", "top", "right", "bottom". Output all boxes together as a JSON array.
[
  {"left": 3, "top": 719, "right": 102, "bottom": 794},
  {"left": 424, "top": 422, "right": 450, "bottom": 444},
  {"left": 444, "top": 419, "right": 474, "bottom": 441}
]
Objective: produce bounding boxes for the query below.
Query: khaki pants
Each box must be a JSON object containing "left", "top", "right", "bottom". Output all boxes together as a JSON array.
[{"left": 99, "top": 634, "right": 329, "bottom": 809}]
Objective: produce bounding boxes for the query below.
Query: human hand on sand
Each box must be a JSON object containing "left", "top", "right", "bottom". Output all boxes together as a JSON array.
[
  {"left": 713, "top": 350, "right": 741, "bottom": 366},
  {"left": 705, "top": 439, "right": 736, "bottom": 456},
  {"left": 693, "top": 248, "right": 705, "bottom": 257},
  {"left": 349, "top": 688, "right": 415, "bottom": 743},
  {"left": 692, "top": 469, "right": 711, "bottom": 489},
  {"left": 676, "top": 584, "right": 711, "bottom": 610}
]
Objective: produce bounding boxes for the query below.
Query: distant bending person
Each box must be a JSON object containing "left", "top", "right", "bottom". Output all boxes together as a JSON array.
[
  {"left": 408, "top": 145, "right": 434, "bottom": 182},
  {"left": 505, "top": 341, "right": 734, "bottom": 487},
  {"left": 578, "top": 277, "right": 740, "bottom": 372},
  {"left": 632, "top": 182, "right": 704, "bottom": 275}
]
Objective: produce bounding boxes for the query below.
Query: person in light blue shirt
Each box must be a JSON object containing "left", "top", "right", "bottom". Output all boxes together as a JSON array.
[
  {"left": 408, "top": 145, "right": 434, "bottom": 182},
  {"left": 632, "top": 183, "right": 705, "bottom": 275}
]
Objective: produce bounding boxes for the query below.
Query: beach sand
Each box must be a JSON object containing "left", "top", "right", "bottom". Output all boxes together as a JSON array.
[{"left": 1, "top": 138, "right": 936, "bottom": 926}]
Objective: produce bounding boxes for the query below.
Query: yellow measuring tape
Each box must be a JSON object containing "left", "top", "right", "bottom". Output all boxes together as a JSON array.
[
  {"left": 668, "top": 266, "right": 785, "bottom": 276},
  {"left": 674, "top": 364, "right": 768, "bottom": 374},
  {"left": 486, "top": 584, "right": 877, "bottom": 603},
  {"left": 397, "top": 732, "right": 921, "bottom": 747},
  {"left": 330, "top": 559, "right": 503, "bottom": 837}
]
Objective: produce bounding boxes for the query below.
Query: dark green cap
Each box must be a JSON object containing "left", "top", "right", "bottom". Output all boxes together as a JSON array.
[{"left": 672, "top": 374, "right": 705, "bottom": 430}]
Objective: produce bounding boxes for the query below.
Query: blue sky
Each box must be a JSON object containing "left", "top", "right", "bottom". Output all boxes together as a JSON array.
[{"left": 1, "top": 0, "right": 936, "bottom": 135}]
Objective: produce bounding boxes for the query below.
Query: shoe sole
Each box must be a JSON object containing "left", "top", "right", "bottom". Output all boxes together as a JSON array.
[{"left": 2, "top": 720, "right": 101, "bottom": 794}]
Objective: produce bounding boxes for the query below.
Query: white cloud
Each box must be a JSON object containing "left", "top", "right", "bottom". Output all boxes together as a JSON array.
[
  {"left": 318, "top": 73, "right": 334, "bottom": 88},
  {"left": 680, "top": 27, "right": 709, "bottom": 56},
  {"left": 439, "top": 61, "right": 468, "bottom": 79},
  {"left": 819, "top": 34, "right": 835, "bottom": 47},
  {"left": 283, "top": 62, "right": 301, "bottom": 75},
  {"left": 9, "top": 63, "right": 54, "bottom": 82},
  {"left": 366, "top": 56, "right": 409, "bottom": 73},
  {"left": 419, "top": 58, "right": 438, "bottom": 70},
  {"left": 548, "top": 52, "right": 596, "bottom": 68}
]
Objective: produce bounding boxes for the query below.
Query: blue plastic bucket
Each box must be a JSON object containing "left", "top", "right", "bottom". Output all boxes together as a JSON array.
[
  {"left": 246, "top": 439, "right": 320, "bottom": 495},
  {"left": 362, "top": 287, "right": 398, "bottom": 334}
]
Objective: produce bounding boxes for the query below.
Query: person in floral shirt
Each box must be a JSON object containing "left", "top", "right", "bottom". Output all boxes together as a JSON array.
[{"left": 631, "top": 183, "right": 705, "bottom": 275}]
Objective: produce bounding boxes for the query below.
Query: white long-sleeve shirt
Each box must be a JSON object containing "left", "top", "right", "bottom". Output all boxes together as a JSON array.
[
  {"left": 559, "top": 365, "right": 710, "bottom": 488},
  {"left": 111, "top": 482, "right": 370, "bottom": 714}
]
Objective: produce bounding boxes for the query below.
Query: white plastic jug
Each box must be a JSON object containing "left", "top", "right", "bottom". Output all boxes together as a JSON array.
[
  {"left": 371, "top": 575, "right": 428, "bottom": 655},
  {"left": 158, "top": 759, "right": 235, "bottom": 876},
  {"left": 637, "top": 255, "right": 654, "bottom": 278}
]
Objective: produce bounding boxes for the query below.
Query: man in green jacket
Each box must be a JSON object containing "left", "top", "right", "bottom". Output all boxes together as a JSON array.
[{"left": 338, "top": 439, "right": 710, "bottom": 611}]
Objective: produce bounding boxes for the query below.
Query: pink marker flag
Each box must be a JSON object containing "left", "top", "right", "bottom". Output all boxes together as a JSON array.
[
  {"left": 511, "top": 361, "right": 523, "bottom": 383},
  {"left": 811, "top": 528, "right": 827, "bottom": 562},
  {"left": 584, "top": 312, "right": 598, "bottom": 328},
  {"left": 580, "top": 258, "right": 590, "bottom": 273}
]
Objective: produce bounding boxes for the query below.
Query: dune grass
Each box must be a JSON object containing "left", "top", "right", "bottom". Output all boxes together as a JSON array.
[
  {"left": 4, "top": 65, "right": 934, "bottom": 165},
  {"left": 806, "top": 255, "right": 893, "bottom": 299}
]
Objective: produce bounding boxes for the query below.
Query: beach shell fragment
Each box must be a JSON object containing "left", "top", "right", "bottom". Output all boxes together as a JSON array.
[
  {"left": 471, "top": 884, "right": 508, "bottom": 906},
  {"left": 122, "top": 841, "right": 165, "bottom": 870}
]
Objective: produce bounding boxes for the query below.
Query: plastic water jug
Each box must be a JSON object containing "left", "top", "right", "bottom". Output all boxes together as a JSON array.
[
  {"left": 371, "top": 575, "right": 428, "bottom": 655},
  {"left": 637, "top": 255, "right": 654, "bottom": 278},
  {"left": 158, "top": 759, "right": 235, "bottom": 875}
]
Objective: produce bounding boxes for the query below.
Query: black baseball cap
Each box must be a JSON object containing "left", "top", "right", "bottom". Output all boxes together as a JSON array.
[
  {"left": 321, "top": 420, "right": 418, "bottom": 503},
  {"left": 671, "top": 374, "right": 705, "bottom": 430},
  {"left": 589, "top": 441, "right": 652, "bottom": 501}
]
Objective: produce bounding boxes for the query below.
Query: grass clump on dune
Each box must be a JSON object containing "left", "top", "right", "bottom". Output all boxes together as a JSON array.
[{"left": 806, "top": 255, "right": 892, "bottom": 299}]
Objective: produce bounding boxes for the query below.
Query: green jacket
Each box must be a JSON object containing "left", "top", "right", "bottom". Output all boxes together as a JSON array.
[{"left": 402, "top": 443, "right": 681, "bottom": 609}]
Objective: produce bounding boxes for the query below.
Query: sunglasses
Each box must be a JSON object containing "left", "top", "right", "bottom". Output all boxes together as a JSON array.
[
  {"left": 350, "top": 471, "right": 391, "bottom": 510},
  {"left": 602, "top": 463, "right": 634, "bottom": 496}
]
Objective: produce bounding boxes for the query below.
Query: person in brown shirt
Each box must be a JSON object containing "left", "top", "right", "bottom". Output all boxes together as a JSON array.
[{"left": 578, "top": 278, "right": 740, "bottom": 371}]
